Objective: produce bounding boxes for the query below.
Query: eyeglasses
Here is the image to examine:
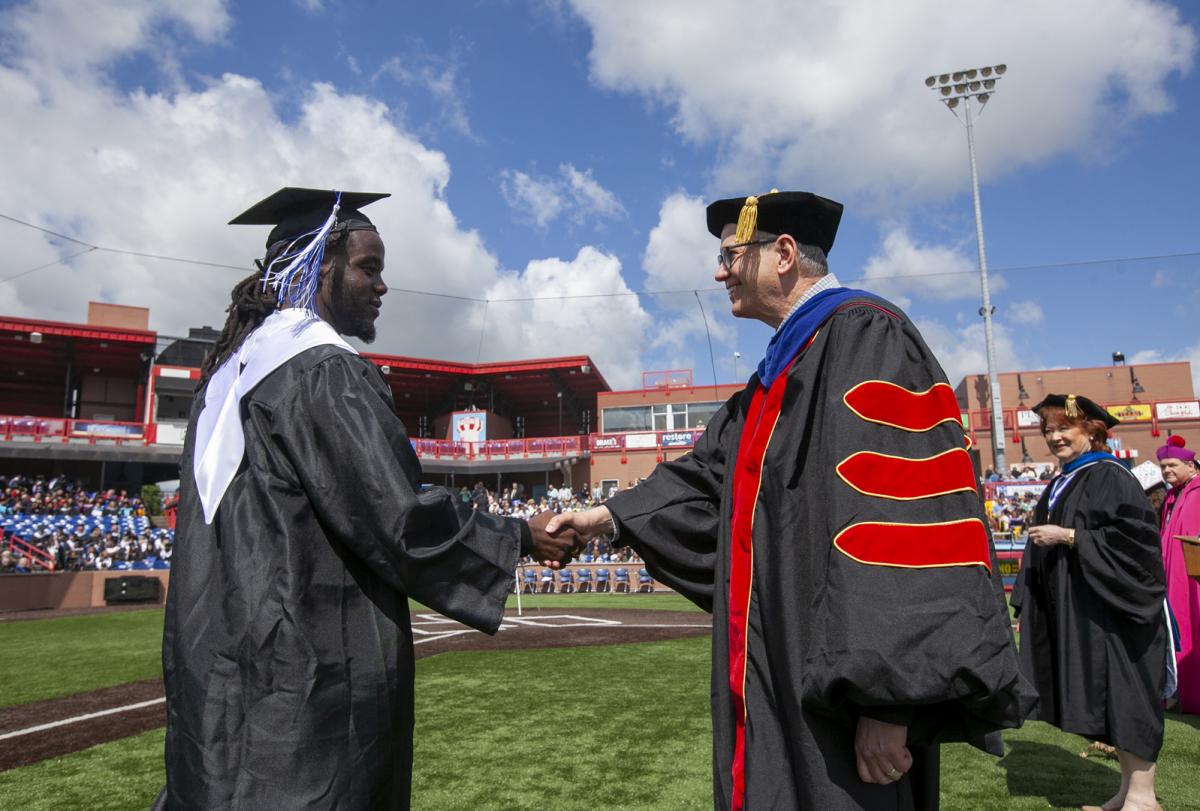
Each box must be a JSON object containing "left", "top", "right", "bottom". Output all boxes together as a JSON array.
[{"left": 717, "top": 238, "right": 776, "bottom": 271}]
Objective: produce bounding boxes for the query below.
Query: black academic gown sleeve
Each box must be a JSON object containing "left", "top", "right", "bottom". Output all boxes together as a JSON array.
[
  {"left": 605, "top": 391, "right": 741, "bottom": 611},
  {"left": 798, "top": 303, "right": 1026, "bottom": 745},
  {"left": 1070, "top": 466, "right": 1166, "bottom": 625},
  {"left": 270, "top": 352, "right": 521, "bottom": 632}
]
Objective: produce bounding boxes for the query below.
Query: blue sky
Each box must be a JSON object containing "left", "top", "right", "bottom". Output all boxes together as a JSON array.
[{"left": 2, "top": 0, "right": 1197, "bottom": 391}]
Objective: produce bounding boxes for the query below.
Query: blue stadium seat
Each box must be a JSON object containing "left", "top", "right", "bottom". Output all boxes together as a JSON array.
[
  {"left": 638, "top": 568, "right": 654, "bottom": 593},
  {"left": 576, "top": 567, "right": 592, "bottom": 594},
  {"left": 557, "top": 567, "right": 575, "bottom": 594},
  {"left": 614, "top": 567, "right": 630, "bottom": 594},
  {"left": 595, "top": 568, "right": 611, "bottom": 593}
]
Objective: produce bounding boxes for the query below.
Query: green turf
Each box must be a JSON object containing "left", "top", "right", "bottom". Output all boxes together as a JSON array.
[
  {"left": 0, "top": 728, "right": 166, "bottom": 811},
  {"left": 3, "top": 605, "right": 1199, "bottom": 810},
  {"left": 409, "top": 591, "right": 704, "bottom": 613},
  {"left": 0, "top": 609, "right": 164, "bottom": 708}
]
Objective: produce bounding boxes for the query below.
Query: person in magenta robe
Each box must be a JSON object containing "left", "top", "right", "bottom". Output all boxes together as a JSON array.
[{"left": 1158, "top": 435, "right": 1200, "bottom": 715}]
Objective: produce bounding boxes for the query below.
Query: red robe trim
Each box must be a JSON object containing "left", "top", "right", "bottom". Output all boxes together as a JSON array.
[
  {"left": 727, "top": 366, "right": 790, "bottom": 811},
  {"left": 836, "top": 448, "right": 977, "bottom": 501},
  {"left": 833, "top": 518, "right": 992, "bottom": 570},
  {"left": 843, "top": 380, "right": 960, "bottom": 432}
]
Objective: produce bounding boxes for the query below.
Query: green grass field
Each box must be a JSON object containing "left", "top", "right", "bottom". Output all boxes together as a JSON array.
[{"left": 1, "top": 599, "right": 1197, "bottom": 810}]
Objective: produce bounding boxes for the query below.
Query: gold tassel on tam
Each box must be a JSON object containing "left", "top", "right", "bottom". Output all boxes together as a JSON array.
[
  {"left": 1065, "top": 395, "right": 1079, "bottom": 418},
  {"left": 733, "top": 188, "right": 780, "bottom": 243},
  {"left": 734, "top": 196, "right": 759, "bottom": 243}
]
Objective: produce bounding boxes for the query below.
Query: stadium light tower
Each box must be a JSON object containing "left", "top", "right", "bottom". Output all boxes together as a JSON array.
[{"left": 926, "top": 63, "right": 1009, "bottom": 474}]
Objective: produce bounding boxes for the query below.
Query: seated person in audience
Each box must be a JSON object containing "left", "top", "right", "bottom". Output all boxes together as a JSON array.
[{"left": 0, "top": 550, "right": 15, "bottom": 573}]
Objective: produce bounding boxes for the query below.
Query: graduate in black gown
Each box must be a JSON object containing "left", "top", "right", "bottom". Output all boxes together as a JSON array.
[
  {"left": 159, "top": 189, "right": 580, "bottom": 810},
  {"left": 547, "top": 191, "right": 1027, "bottom": 810},
  {"left": 1016, "top": 395, "right": 1168, "bottom": 811}
]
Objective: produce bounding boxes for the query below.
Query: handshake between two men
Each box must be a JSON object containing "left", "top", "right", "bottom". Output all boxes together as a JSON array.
[{"left": 524, "top": 506, "right": 616, "bottom": 568}]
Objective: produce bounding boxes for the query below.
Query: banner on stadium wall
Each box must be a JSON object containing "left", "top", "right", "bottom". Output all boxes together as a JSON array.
[
  {"left": 1016, "top": 410, "right": 1040, "bottom": 428},
  {"left": 660, "top": 431, "right": 696, "bottom": 448},
  {"left": 1106, "top": 403, "right": 1152, "bottom": 423},
  {"left": 71, "top": 422, "right": 144, "bottom": 438},
  {"left": 590, "top": 434, "right": 625, "bottom": 451},
  {"left": 451, "top": 411, "right": 487, "bottom": 442},
  {"left": 1156, "top": 401, "right": 1200, "bottom": 420},
  {"left": 625, "top": 432, "right": 658, "bottom": 449}
]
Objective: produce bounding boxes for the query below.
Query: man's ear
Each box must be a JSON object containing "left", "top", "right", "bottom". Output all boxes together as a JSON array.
[{"left": 775, "top": 235, "right": 798, "bottom": 277}]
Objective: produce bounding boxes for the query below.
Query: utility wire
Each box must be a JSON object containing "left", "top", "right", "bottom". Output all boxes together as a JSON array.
[{"left": 3, "top": 210, "right": 1197, "bottom": 301}]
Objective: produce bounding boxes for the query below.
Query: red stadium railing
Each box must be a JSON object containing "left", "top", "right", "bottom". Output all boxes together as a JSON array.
[
  {"left": 410, "top": 435, "right": 585, "bottom": 460},
  {"left": 0, "top": 415, "right": 156, "bottom": 446},
  {"left": 1, "top": 531, "right": 56, "bottom": 571}
]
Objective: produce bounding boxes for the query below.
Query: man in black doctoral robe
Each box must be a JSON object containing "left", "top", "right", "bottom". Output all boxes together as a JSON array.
[
  {"left": 548, "top": 191, "right": 1028, "bottom": 809},
  {"left": 161, "top": 188, "right": 579, "bottom": 810}
]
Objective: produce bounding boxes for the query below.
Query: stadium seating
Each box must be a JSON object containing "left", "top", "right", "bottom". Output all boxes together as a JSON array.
[
  {"left": 637, "top": 568, "right": 654, "bottom": 593},
  {"left": 557, "top": 567, "right": 575, "bottom": 594},
  {"left": 614, "top": 567, "right": 630, "bottom": 593},
  {"left": 521, "top": 567, "right": 538, "bottom": 594}
]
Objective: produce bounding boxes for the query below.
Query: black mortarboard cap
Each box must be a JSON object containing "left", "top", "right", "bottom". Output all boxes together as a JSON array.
[
  {"left": 229, "top": 187, "right": 390, "bottom": 250},
  {"left": 1031, "top": 393, "right": 1120, "bottom": 428},
  {"left": 706, "top": 190, "right": 844, "bottom": 255}
]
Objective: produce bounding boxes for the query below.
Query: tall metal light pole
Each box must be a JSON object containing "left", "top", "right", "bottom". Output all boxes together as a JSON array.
[
  {"left": 733, "top": 351, "right": 741, "bottom": 383},
  {"left": 926, "top": 64, "right": 1008, "bottom": 475}
]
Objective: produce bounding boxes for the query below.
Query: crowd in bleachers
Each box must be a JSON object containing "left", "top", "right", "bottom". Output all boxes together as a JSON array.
[
  {"left": 457, "top": 480, "right": 644, "bottom": 567},
  {"left": 1, "top": 475, "right": 172, "bottom": 572}
]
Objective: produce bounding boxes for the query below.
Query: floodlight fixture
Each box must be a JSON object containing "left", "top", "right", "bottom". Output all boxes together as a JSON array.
[
  {"left": 925, "top": 75, "right": 936, "bottom": 87},
  {"left": 981, "top": 66, "right": 993, "bottom": 77},
  {"left": 995, "top": 63, "right": 1007, "bottom": 74},
  {"left": 939, "top": 73, "right": 950, "bottom": 83}
]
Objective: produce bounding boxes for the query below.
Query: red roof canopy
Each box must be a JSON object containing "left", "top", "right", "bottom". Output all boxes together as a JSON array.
[
  {"left": 0, "top": 316, "right": 154, "bottom": 416},
  {"left": 361, "top": 352, "right": 610, "bottom": 437}
]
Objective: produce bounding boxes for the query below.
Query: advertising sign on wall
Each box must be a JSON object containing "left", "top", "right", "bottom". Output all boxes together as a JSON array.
[
  {"left": 625, "top": 433, "right": 658, "bottom": 450},
  {"left": 660, "top": 431, "right": 696, "bottom": 448},
  {"left": 1156, "top": 401, "right": 1200, "bottom": 420},
  {"left": 590, "top": 435, "right": 625, "bottom": 451},
  {"left": 1106, "top": 404, "right": 1152, "bottom": 423},
  {"left": 1016, "top": 410, "right": 1040, "bottom": 428}
]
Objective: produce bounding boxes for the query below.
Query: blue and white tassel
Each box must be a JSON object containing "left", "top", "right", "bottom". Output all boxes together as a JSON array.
[{"left": 260, "top": 192, "right": 343, "bottom": 314}]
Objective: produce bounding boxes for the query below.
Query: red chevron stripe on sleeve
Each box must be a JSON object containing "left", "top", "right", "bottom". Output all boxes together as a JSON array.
[
  {"left": 836, "top": 448, "right": 977, "bottom": 500},
  {"left": 843, "top": 380, "right": 961, "bottom": 432},
  {"left": 833, "top": 519, "right": 992, "bottom": 570}
]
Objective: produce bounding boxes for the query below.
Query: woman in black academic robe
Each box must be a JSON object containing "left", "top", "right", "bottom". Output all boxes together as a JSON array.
[{"left": 1016, "top": 394, "right": 1167, "bottom": 811}]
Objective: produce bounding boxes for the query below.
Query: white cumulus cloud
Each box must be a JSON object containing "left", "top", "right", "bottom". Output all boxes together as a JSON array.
[
  {"left": 857, "top": 228, "right": 997, "bottom": 310},
  {"left": 1008, "top": 300, "right": 1044, "bottom": 325},
  {"left": 565, "top": 0, "right": 1196, "bottom": 200},
  {"left": 0, "top": 0, "right": 653, "bottom": 385},
  {"left": 641, "top": 192, "right": 735, "bottom": 357},
  {"left": 499, "top": 163, "right": 625, "bottom": 227},
  {"left": 915, "top": 317, "right": 1026, "bottom": 388}
]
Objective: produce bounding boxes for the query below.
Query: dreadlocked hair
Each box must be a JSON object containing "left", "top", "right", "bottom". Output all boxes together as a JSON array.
[
  {"left": 199, "top": 255, "right": 281, "bottom": 386},
  {"left": 198, "top": 231, "right": 351, "bottom": 387}
]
